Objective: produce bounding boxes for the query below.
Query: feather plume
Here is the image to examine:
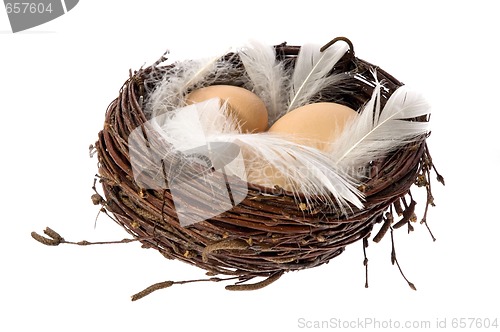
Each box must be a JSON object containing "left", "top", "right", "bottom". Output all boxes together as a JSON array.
[
  {"left": 239, "top": 40, "right": 290, "bottom": 125},
  {"left": 224, "top": 133, "right": 364, "bottom": 211},
  {"left": 287, "top": 41, "right": 348, "bottom": 112},
  {"left": 152, "top": 98, "right": 241, "bottom": 151},
  {"left": 145, "top": 51, "right": 229, "bottom": 118},
  {"left": 331, "top": 73, "right": 431, "bottom": 173}
]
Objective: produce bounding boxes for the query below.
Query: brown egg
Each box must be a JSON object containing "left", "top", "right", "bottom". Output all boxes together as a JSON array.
[
  {"left": 268, "top": 102, "right": 358, "bottom": 151},
  {"left": 247, "top": 102, "right": 358, "bottom": 190},
  {"left": 185, "top": 85, "right": 268, "bottom": 133}
]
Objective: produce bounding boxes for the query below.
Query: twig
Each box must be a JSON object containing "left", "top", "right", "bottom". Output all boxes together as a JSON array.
[
  {"left": 373, "top": 212, "right": 393, "bottom": 243},
  {"left": 362, "top": 237, "right": 369, "bottom": 288},
  {"left": 31, "top": 227, "right": 152, "bottom": 247},
  {"left": 202, "top": 239, "right": 249, "bottom": 263},
  {"left": 131, "top": 276, "right": 240, "bottom": 301},
  {"left": 225, "top": 272, "right": 283, "bottom": 291},
  {"left": 390, "top": 227, "right": 416, "bottom": 291}
]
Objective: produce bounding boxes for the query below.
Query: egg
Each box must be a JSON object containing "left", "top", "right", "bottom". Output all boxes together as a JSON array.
[
  {"left": 268, "top": 102, "right": 358, "bottom": 151},
  {"left": 185, "top": 85, "right": 268, "bottom": 133},
  {"left": 246, "top": 102, "right": 358, "bottom": 191}
]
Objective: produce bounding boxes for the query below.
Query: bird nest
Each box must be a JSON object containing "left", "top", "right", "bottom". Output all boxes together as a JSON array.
[{"left": 32, "top": 37, "right": 443, "bottom": 299}]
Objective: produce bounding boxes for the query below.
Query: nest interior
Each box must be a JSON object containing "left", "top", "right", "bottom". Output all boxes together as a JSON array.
[{"left": 93, "top": 38, "right": 440, "bottom": 291}]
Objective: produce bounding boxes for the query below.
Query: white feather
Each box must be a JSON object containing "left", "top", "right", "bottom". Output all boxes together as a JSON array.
[
  {"left": 239, "top": 40, "right": 290, "bottom": 125},
  {"left": 221, "top": 133, "right": 364, "bottom": 211},
  {"left": 145, "top": 52, "right": 229, "bottom": 119},
  {"left": 151, "top": 98, "right": 240, "bottom": 151},
  {"left": 287, "top": 41, "right": 348, "bottom": 112},
  {"left": 332, "top": 74, "right": 431, "bottom": 173}
]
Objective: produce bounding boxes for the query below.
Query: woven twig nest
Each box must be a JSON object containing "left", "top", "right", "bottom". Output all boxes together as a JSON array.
[{"left": 79, "top": 37, "right": 442, "bottom": 296}]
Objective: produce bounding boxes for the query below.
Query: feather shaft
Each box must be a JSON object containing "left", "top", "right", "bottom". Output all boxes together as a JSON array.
[
  {"left": 288, "top": 41, "right": 348, "bottom": 112},
  {"left": 332, "top": 78, "right": 431, "bottom": 172}
]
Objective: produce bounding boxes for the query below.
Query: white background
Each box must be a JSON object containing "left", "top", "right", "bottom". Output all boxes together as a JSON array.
[{"left": 1, "top": 1, "right": 499, "bottom": 331}]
